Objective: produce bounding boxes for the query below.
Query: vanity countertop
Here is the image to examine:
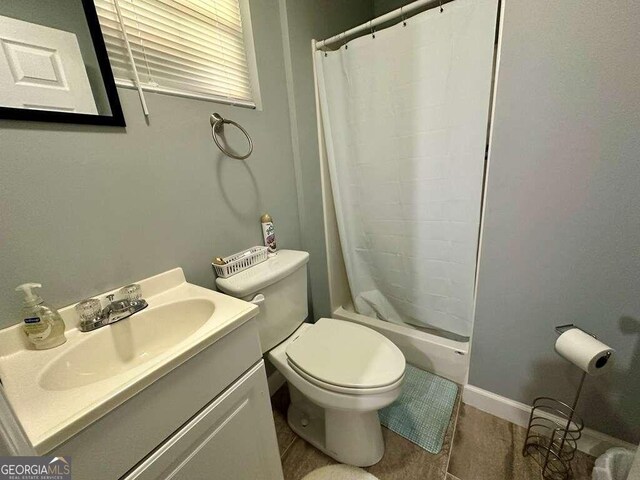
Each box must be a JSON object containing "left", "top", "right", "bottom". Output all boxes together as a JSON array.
[{"left": 0, "top": 268, "right": 258, "bottom": 454}]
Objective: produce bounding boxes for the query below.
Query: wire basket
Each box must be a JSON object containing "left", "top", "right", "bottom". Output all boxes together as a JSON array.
[
  {"left": 523, "top": 396, "right": 584, "bottom": 480},
  {"left": 212, "top": 246, "right": 268, "bottom": 278}
]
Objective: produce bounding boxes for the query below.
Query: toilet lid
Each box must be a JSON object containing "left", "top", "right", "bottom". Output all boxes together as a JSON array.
[{"left": 286, "top": 318, "right": 406, "bottom": 389}]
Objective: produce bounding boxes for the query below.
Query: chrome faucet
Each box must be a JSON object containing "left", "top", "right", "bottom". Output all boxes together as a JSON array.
[{"left": 76, "top": 284, "right": 148, "bottom": 332}]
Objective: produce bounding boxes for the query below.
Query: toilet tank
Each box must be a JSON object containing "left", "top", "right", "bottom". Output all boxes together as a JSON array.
[{"left": 216, "top": 250, "right": 310, "bottom": 353}]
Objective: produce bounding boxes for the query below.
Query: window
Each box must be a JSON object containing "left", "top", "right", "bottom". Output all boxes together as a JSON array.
[{"left": 94, "top": 0, "right": 259, "bottom": 108}]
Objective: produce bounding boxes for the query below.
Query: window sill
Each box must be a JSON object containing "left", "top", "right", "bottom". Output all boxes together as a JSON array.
[{"left": 115, "top": 80, "right": 257, "bottom": 110}]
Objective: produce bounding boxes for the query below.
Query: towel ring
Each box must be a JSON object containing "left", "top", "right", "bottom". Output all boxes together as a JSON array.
[{"left": 209, "top": 113, "right": 253, "bottom": 160}]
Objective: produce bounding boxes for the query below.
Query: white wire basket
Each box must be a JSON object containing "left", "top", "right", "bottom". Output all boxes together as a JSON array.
[{"left": 212, "top": 246, "right": 268, "bottom": 278}]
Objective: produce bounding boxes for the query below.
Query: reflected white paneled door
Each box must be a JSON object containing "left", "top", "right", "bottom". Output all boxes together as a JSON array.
[{"left": 0, "top": 14, "right": 97, "bottom": 113}]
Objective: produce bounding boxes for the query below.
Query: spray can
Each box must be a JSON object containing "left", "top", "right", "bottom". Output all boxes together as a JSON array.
[{"left": 260, "top": 213, "right": 277, "bottom": 254}]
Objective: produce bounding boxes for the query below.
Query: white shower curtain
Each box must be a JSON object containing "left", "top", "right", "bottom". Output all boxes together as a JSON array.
[{"left": 315, "top": 0, "right": 497, "bottom": 337}]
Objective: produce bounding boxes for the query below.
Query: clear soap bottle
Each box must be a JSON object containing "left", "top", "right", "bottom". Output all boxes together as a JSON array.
[{"left": 16, "top": 283, "right": 67, "bottom": 350}]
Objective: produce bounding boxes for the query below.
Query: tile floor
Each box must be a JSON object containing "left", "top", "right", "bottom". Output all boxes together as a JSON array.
[
  {"left": 271, "top": 385, "right": 595, "bottom": 480},
  {"left": 448, "top": 403, "right": 595, "bottom": 480}
]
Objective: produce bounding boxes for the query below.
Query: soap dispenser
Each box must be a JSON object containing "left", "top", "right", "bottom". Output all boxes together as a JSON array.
[{"left": 15, "top": 283, "right": 67, "bottom": 350}]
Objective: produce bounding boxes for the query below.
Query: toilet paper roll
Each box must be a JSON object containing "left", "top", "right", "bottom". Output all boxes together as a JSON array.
[{"left": 554, "top": 328, "right": 615, "bottom": 376}]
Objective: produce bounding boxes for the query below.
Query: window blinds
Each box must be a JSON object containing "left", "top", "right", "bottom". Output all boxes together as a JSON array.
[{"left": 95, "top": 0, "right": 255, "bottom": 107}]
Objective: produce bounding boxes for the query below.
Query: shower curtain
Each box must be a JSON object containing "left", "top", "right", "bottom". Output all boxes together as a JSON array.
[{"left": 315, "top": 0, "right": 497, "bottom": 338}]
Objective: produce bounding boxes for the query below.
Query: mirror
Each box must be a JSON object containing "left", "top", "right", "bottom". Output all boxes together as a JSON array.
[{"left": 0, "top": 0, "right": 125, "bottom": 126}]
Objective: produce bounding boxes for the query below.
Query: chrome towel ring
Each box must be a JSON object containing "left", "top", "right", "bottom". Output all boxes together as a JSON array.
[{"left": 209, "top": 113, "right": 253, "bottom": 160}]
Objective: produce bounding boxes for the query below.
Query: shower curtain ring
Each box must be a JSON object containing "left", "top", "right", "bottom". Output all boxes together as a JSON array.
[
  {"left": 401, "top": 6, "right": 407, "bottom": 26},
  {"left": 342, "top": 32, "right": 348, "bottom": 50},
  {"left": 439, "top": 0, "right": 444, "bottom": 12},
  {"left": 370, "top": 21, "right": 376, "bottom": 38}
]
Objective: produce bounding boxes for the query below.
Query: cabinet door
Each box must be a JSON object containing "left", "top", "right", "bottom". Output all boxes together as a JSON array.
[{"left": 123, "top": 361, "right": 283, "bottom": 480}]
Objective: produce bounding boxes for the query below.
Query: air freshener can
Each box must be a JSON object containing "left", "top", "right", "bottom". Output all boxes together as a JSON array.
[{"left": 260, "top": 213, "right": 277, "bottom": 253}]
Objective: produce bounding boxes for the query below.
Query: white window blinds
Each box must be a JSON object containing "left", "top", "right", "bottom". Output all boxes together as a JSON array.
[{"left": 95, "top": 0, "right": 256, "bottom": 107}]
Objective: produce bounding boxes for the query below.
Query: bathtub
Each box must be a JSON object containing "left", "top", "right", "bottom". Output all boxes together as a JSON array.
[{"left": 333, "top": 305, "right": 469, "bottom": 385}]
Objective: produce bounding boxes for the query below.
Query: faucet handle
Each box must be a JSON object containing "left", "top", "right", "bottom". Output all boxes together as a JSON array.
[
  {"left": 119, "top": 284, "right": 143, "bottom": 304},
  {"left": 106, "top": 294, "right": 115, "bottom": 303},
  {"left": 76, "top": 298, "right": 102, "bottom": 322}
]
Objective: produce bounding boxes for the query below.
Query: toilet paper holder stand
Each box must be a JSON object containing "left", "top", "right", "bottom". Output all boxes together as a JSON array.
[{"left": 522, "top": 324, "right": 608, "bottom": 480}]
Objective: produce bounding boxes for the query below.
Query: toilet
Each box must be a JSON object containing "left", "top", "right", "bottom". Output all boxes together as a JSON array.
[{"left": 216, "top": 250, "right": 406, "bottom": 467}]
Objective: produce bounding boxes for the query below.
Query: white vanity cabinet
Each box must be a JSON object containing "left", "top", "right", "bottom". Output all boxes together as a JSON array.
[
  {"left": 123, "top": 361, "right": 282, "bottom": 480},
  {"left": 48, "top": 318, "right": 283, "bottom": 480}
]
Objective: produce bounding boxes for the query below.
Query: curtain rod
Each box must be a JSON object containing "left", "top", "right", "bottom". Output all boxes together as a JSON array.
[{"left": 315, "top": 0, "right": 452, "bottom": 50}]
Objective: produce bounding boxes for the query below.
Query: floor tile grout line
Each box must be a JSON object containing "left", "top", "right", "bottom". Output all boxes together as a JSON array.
[
  {"left": 444, "top": 391, "right": 463, "bottom": 479},
  {"left": 280, "top": 437, "right": 295, "bottom": 460},
  {"left": 280, "top": 435, "right": 299, "bottom": 461}
]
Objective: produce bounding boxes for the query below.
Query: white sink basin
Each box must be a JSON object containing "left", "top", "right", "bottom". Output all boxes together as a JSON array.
[
  {"left": 39, "top": 299, "right": 215, "bottom": 391},
  {"left": 0, "top": 268, "right": 258, "bottom": 453}
]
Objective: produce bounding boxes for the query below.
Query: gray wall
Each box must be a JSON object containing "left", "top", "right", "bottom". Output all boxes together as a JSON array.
[
  {"left": 0, "top": 0, "right": 302, "bottom": 328},
  {"left": 373, "top": 0, "right": 449, "bottom": 18},
  {"left": 471, "top": 0, "right": 640, "bottom": 442},
  {"left": 373, "top": 0, "right": 409, "bottom": 16},
  {"left": 279, "top": 0, "right": 373, "bottom": 319}
]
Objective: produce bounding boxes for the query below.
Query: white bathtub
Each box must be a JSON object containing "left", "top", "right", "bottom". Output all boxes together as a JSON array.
[{"left": 333, "top": 306, "right": 469, "bottom": 385}]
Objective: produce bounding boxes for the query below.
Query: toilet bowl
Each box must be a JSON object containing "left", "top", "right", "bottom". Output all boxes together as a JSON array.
[
  {"left": 270, "top": 319, "right": 404, "bottom": 466},
  {"left": 216, "top": 250, "right": 406, "bottom": 467}
]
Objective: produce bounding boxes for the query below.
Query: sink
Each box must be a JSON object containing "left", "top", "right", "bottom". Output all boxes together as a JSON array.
[
  {"left": 39, "top": 298, "right": 214, "bottom": 391},
  {"left": 0, "top": 267, "right": 259, "bottom": 453}
]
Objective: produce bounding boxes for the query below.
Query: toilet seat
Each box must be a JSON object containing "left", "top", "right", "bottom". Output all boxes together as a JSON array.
[
  {"left": 286, "top": 318, "right": 406, "bottom": 394},
  {"left": 288, "top": 361, "right": 405, "bottom": 395}
]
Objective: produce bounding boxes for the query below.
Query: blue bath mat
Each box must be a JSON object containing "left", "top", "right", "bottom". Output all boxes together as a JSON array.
[{"left": 379, "top": 365, "right": 459, "bottom": 454}]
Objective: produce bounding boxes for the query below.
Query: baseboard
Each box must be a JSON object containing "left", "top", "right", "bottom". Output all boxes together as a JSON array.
[
  {"left": 463, "top": 384, "right": 636, "bottom": 457},
  {"left": 267, "top": 369, "right": 286, "bottom": 397}
]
